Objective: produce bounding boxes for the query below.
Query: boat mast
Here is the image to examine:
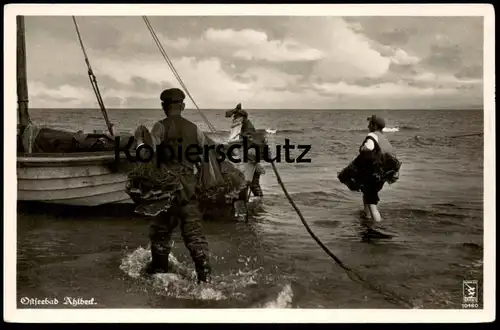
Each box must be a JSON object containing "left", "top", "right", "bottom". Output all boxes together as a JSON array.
[{"left": 17, "top": 15, "right": 31, "bottom": 134}]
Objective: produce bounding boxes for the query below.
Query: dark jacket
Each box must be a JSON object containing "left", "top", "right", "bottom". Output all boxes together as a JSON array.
[{"left": 151, "top": 114, "right": 224, "bottom": 202}]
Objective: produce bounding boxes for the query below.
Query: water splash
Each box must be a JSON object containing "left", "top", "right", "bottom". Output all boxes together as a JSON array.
[
  {"left": 119, "top": 246, "right": 226, "bottom": 300},
  {"left": 383, "top": 127, "right": 400, "bottom": 133},
  {"left": 262, "top": 284, "right": 294, "bottom": 308},
  {"left": 119, "top": 246, "right": 287, "bottom": 304}
]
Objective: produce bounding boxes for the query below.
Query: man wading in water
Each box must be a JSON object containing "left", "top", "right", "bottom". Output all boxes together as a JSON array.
[
  {"left": 225, "top": 103, "right": 264, "bottom": 197},
  {"left": 338, "top": 115, "right": 401, "bottom": 233},
  {"left": 133, "top": 88, "right": 223, "bottom": 283}
]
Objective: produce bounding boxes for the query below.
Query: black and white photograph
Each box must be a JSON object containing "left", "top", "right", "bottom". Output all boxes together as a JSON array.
[{"left": 5, "top": 4, "right": 495, "bottom": 323}]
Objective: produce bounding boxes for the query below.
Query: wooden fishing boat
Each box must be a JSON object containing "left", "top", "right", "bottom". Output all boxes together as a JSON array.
[
  {"left": 16, "top": 16, "right": 134, "bottom": 206},
  {"left": 17, "top": 152, "right": 133, "bottom": 206}
]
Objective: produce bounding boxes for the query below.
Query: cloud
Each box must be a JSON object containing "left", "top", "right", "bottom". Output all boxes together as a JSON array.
[
  {"left": 312, "top": 81, "right": 457, "bottom": 97},
  {"left": 28, "top": 81, "right": 95, "bottom": 107},
  {"left": 83, "top": 56, "right": 254, "bottom": 108},
  {"left": 280, "top": 18, "right": 387, "bottom": 81},
  {"left": 22, "top": 16, "right": 484, "bottom": 109},
  {"left": 378, "top": 46, "right": 420, "bottom": 66},
  {"left": 236, "top": 67, "right": 303, "bottom": 89},
  {"left": 145, "top": 28, "right": 325, "bottom": 63}
]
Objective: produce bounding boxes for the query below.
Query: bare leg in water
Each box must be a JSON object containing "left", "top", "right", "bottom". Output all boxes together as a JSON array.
[
  {"left": 364, "top": 203, "right": 382, "bottom": 226},
  {"left": 362, "top": 183, "right": 384, "bottom": 228}
]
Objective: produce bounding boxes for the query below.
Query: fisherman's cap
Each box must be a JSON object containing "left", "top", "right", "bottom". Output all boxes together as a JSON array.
[
  {"left": 160, "top": 88, "right": 185, "bottom": 103},
  {"left": 367, "top": 115, "right": 386, "bottom": 129}
]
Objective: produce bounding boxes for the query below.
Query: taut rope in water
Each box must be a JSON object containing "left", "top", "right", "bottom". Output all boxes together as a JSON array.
[
  {"left": 72, "top": 16, "right": 114, "bottom": 137},
  {"left": 140, "top": 16, "right": 414, "bottom": 308},
  {"left": 142, "top": 16, "right": 217, "bottom": 133},
  {"left": 270, "top": 162, "right": 414, "bottom": 308}
]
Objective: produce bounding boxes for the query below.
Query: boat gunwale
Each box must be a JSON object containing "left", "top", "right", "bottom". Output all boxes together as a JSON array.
[
  {"left": 18, "top": 175, "right": 129, "bottom": 191},
  {"left": 16, "top": 151, "right": 136, "bottom": 166}
]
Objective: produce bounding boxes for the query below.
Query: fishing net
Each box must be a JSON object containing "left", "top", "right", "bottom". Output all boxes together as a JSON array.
[
  {"left": 126, "top": 158, "right": 247, "bottom": 217},
  {"left": 126, "top": 161, "right": 186, "bottom": 216},
  {"left": 197, "top": 159, "right": 247, "bottom": 205},
  {"left": 338, "top": 152, "right": 402, "bottom": 191},
  {"left": 127, "top": 162, "right": 185, "bottom": 197},
  {"left": 125, "top": 127, "right": 249, "bottom": 217}
]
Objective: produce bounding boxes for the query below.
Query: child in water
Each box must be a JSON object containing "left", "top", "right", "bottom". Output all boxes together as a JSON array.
[{"left": 338, "top": 115, "right": 401, "bottom": 232}]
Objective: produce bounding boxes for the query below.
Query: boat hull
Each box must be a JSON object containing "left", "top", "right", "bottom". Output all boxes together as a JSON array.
[
  {"left": 16, "top": 128, "right": 269, "bottom": 209},
  {"left": 17, "top": 151, "right": 134, "bottom": 206}
]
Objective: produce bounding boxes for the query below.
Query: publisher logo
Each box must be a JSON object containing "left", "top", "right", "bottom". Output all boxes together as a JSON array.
[{"left": 462, "top": 280, "right": 478, "bottom": 305}]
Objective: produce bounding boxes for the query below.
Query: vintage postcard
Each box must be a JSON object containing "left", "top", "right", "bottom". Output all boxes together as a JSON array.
[{"left": 4, "top": 3, "right": 495, "bottom": 323}]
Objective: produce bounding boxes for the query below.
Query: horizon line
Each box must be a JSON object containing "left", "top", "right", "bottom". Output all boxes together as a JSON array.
[{"left": 28, "top": 107, "right": 484, "bottom": 111}]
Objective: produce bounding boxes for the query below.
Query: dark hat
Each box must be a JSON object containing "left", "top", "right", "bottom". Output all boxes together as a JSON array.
[
  {"left": 160, "top": 88, "right": 185, "bottom": 103},
  {"left": 367, "top": 115, "right": 386, "bottom": 129},
  {"left": 235, "top": 103, "right": 242, "bottom": 110}
]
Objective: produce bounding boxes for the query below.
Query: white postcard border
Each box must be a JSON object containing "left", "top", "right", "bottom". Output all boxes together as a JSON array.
[{"left": 3, "top": 3, "right": 495, "bottom": 323}]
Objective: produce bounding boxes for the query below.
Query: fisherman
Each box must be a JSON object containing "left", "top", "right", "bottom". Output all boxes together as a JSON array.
[
  {"left": 225, "top": 103, "right": 256, "bottom": 137},
  {"left": 338, "top": 115, "right": 401, "bottom": 231},
  {"left": 358, "top": 115, "right": 400, "bottom": 229},
  {"left": 225, "top": 103, "right": 264, "bottom": 197},
  {"left": 138, "top": 87, "right": 220, "bottom": 283}
]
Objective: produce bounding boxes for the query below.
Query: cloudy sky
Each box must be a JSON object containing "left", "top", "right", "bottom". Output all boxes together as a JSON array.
[{"left": 23, "top": 16, "right": 483, "bottom": 109}]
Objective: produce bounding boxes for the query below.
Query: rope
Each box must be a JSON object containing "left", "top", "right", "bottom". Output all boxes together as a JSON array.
[
  {"left": 142, "top": 16, "right": 217, "bottom": 133},
  {"left": 140, "top": 15, "right": 413, "bottom": 308},
  {"left": 72, "top": 16, "right": 114, "bottom": 137},
  {"left": 270, "top": 161, "right": 415, "bottom": 308}
]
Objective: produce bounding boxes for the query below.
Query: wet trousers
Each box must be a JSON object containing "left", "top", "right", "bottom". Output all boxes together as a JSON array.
[
  {"left": 149, "top": 198, "right": 210, "bottom": 274},
  {"left": 250, "top": 172, "right": 263, "bottom": 197}
]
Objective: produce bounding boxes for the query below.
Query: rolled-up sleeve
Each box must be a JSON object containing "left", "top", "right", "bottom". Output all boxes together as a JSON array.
[{"left": 363, "top": 139, "right": 375, "bottom": 151}]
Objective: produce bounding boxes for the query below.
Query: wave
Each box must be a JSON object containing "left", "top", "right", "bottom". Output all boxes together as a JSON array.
[
  {"left": 264, "top": 189, "right": 355, "bottom": 207},
  {"left": 214, "top": 126, "right": 424, "bottom": 136},
  {"left": 386, "top": 207, "right": 474, "bottom": 226},
  {"left": 268, "top": 126, "right": 421, "bottom": 135},
  {"left": 389, "top": 133, "right": 483, "bottom": 154},
  {"left": 412, "top": 135, "right": 462, "bottom": 150},
  {"left": 268, "top": 128, "right": 305, "bottom": 134},
  {"left": 383, "top": 127, "right": 399, "bottom": 133},
  {"left": 207, "top": 128, "right": 305, "bottom": 136},
  {"left": 346, "top": 125, "right": 419, "bottom": 133}
]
